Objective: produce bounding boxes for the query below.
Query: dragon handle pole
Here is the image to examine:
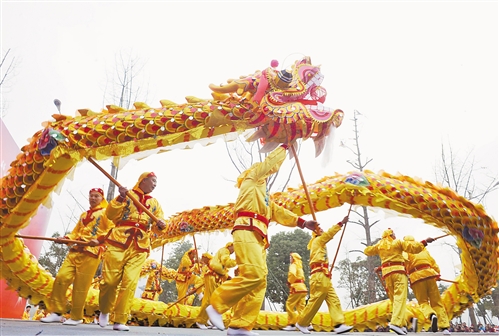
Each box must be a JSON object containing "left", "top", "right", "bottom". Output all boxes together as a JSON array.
[{"left": 87, "top": 157, "right": 159, "bottom": 222}]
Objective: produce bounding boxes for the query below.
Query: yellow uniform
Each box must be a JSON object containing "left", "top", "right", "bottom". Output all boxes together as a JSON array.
[
  {"left": 22, "top": 308, "right": 31, "bottom": 320},
  {"left": 285, "top": 253, "right": 307, "bottom": 327},
  {"left": 141, "top": 270, "right": 163, "bottom": 301},
  {"left": 100, "top": 173, "right": 165, "bottom": 325},
  {"left": 297, "top": 225, "right": 345, "bottom": 327},
  {"left": 46, "top": 191, "right": 113, "bottom": 321},
  {"left": 403, "top": 236, "right": 449, "bottom": 330},
  {"left": 33, "top": 308, "right": 47, "bottom": 320},
  {"left": 197, "top": 245, "right": 236, "bottom": 325},
  {"left": 211, "top": 146, "right": 309, "bottom": 331},
  {"left": 364, "top": 229, "right": 425, "bottom": 329},
  {"left": 175, "top": 249, "right": 197, "bottom": 305}
]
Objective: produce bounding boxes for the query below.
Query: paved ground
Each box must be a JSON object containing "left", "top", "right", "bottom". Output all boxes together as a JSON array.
[{"left": 0, "top": 319, "right": 486, "bottom": 336}]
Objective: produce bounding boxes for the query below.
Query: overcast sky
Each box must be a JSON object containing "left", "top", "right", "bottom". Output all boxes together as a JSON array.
[{"left": 1, "top": 1, "right": 497, "bottom": 307}]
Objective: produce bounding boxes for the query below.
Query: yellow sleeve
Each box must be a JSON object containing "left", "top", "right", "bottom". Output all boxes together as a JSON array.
[
  {"left": 253, "top": 147, "right": 286, "bottom": 181},
  {"left": 269, "top": 201, "right": 299, "bottom": 227},
  {"left": 364, "top": 244, "right": 378, "bottom": 256},
  {"left": 402, "top": 240, "right": 425, "bottom": 254},
  {"left": 316, "top": 224, "right": 341, "bottom": 246},
  {"left": 106, "top": 197, "right": 127, "bottom": 222}
]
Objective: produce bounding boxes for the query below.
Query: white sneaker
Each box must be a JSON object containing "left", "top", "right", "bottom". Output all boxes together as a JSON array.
[
  {"left": 390, "top": 324, "right": 408, "bottom": 335},
  {"left": 226, "top": 327, "right": 259, "bottom": 336},
  {"left": 40, "top": 313, "right": 62, "bottom": 323},
  {"left": 62, "top": 318, "right": 83, "bottom": 325},
  {"left": 283, "top": 325, "right": 297, "bottom": 331},
  {"left": 335, "top": 324, "right": 353, "bottom": 334},
  {"left": 296, "top": 323, "right": 311, "bottom": 334},
  {"left": 98, "top": 312, "right": 109, "bottom": 328},
  {"left": 196, "top": 322, "right": 208, "bottom": 330},
  {"left": 206, "top": 305, "right": 225, "bottom": 330},
  {"left": 431, "top": 315, "right": 438, "bottom": 333},
  {"left": 443, "top": 329, "right": 451, "bottom": 335},
  {"left": 113, "top": 323, "right": 130, "bottom": 331},
  {"left": 308, "top": 325, "right": 314, "bottom": 331}
]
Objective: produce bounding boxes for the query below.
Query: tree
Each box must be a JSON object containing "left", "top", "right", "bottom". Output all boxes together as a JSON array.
[
  {"left": 434, "top": 142, "right": 498, "bottom": 331},
  {"left": 0, "top": 48, "right": 19, "bottom": 117},
  {"left": 336, "top": 255, "right": 386, "bottom": 309},
  {"left": 338, "top": 109, "right": 380, "bottom": 304},
  {"left": 102, "top": 50, "right": 149, "bottom": 202},
  {"left": 37, "top": 232, "right": 70, "bottom": 277},
  {"left": 266, "top": 229, "right": 312, "bottom": 307},
  {"left": 158, "top": 240, "right": 193, "bottom": 304}
]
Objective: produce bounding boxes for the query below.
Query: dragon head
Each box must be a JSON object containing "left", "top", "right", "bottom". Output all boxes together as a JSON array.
[{"left": 209, "top": 57, "right": 343, "bottom": 156}]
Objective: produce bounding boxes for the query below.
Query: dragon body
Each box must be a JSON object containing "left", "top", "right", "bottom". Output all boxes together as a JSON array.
[{"left": 0, "top": 57, "right": 497, "bottom": 331}]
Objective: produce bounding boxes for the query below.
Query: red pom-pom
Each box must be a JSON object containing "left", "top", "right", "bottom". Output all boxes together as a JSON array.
[{"left": 270, "top": 59, "right": 279, "bottom": 68}]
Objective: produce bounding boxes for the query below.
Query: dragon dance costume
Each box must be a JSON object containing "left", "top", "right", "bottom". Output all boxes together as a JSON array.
[
  {"left": 364, "top": 229, "right": 425, "bottom": 333},
  {"left": 403, "top": 235, "right": 450, "bottom": 331},
  {"left": 99, "top": 172, "right": 164, "bottom": 325},
  {"left": 296, "top": 223, "right": 348, "bottom": 331},
  {"left": 196, "top": 243, "right": 236, "bottom": 327},
  {"left": 175, "top": 248, "right": 200, "bottom": 305},
  {"left": 285, "top": 252, "right": 308, "bottom": 328},
  {"left": 44, "top": 188, "right": 113, "bottom": 322},
  {"left": 210, "top": 146, "right": 311, "bottom": 333}
]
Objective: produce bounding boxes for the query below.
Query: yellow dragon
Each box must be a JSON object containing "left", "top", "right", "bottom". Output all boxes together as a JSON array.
[{"left": 0, "top": 56, "right": 497, "bottom": 331}]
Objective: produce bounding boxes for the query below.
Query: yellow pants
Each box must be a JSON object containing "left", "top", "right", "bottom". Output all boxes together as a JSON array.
[
  {"left": 385, "top": 272, "right": 408, "bottom": 327},
  {"left": 99, "top": 245, "right": 146, "bottom": 324},
  {"left": 196, "top": 274, "right": 217, "bottom": 324},
  {"left": 297, "top": 272, "right": 344, "bottom": 327},
  {"left": 48, "top": 251, "right": 100, "bottom": 320},
  {"left": 412, "top": 279, "right": 450, "bottom": 328},
  {"left": 211, "top": 230, "right": 266, "bottom": 330},
  {"left": 286, "top": 292, "right": 307, "bottom": 325}
]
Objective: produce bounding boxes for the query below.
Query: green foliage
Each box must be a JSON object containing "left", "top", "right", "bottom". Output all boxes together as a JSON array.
[
  {"left": 37, "top": 232, "right": 70, "bottom": 277},
  {"left": 158, "top": 240, "right": 193, "bottom": 304},
  {"left": 336, "top": 256, "right": 386, "bottom": 308},
  {"left": 266, "top": 229, "right": 312, "bottom": 307}
]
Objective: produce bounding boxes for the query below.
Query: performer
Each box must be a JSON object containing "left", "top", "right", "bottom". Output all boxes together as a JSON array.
[
  {"left": 22, "top": 305, "right": 32, "bottom": 320},
  {"left": 282, "top": 252, "right": 308, "bottom": 331},
  {"left": 196, "top": 242, "right": 236, "bottom": 330},
  {"left": 41, "top": 188, "right": 113, "bottom": 325},
  {"left": 206, "top": 145, "right": 319, "bottom": 336},
  {"left": 295, "top": 217, "right": 353, "bottom": 334},
  {"left": 33, "top": 303, "right": 48, "bottom": 321},
  {"left": 141, "top": 261, "right": 163, "bottom": 301},
  {"left": 364, "top": 228, "right": 432, "bottom": 335},
  {"left": 175, "top": 247, "right": 200, "bottom": 305},
  {"left": 403, "top": 236, "right": 451, "bottom": 335},
  {"left": 98, "top": 172, "right": 166, "bottom": 332}
]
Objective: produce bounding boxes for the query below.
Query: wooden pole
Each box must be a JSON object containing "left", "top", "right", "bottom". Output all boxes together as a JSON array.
[
  {"left": 192, "top": 234, "right": 201, "bottom": 273},
  {"left": 289, "top": 145, "right": 317, "bottom": 221},
  {"left": 87, "top": 157, "right": 159, "bottom": 222},
  {"left": 16, "top": 234, "right": 91, "bottom": 246},
  {"left": 433, "top": 234, "right": 450, "bottom": 240},
  {"left": 166, "top": 283, "right": 205, "bottom": 309},
  {"left": 158, "top": 244, "right": 165, "bottom": 285},
  {"left": 329, "top": 203, "right": 353, "bottom": 274},
  {"left": 438, "top": 278, "right": 458, "bottom": 284}
]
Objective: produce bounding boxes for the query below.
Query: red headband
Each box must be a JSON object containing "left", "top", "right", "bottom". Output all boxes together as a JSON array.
[{"left": 89, "top": 188, "right": 104, "bottom": 196}]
